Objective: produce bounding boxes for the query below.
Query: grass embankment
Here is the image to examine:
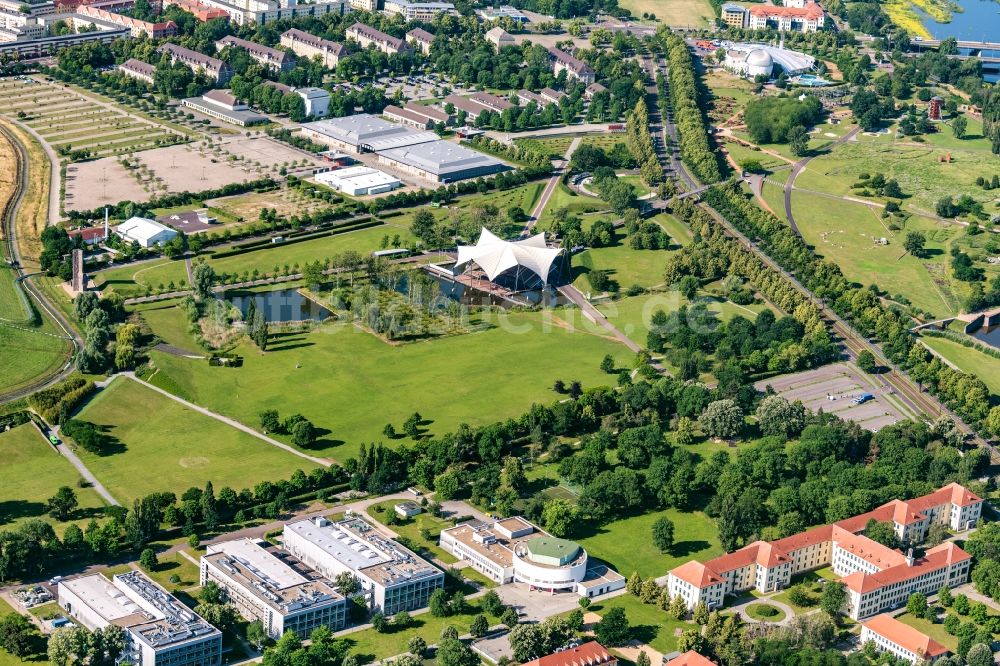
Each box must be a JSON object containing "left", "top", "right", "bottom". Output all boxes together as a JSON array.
[
  {"left": 920, "top": 335, "right": 1000, "bottom": 394},
  {"left": 74, "top": 377, "right": 321, "bottom": 503}
]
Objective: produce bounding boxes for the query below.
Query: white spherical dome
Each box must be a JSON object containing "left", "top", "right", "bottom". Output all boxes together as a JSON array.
[{"left": 746, "top": 49, "right": 773, "bottom": 68}]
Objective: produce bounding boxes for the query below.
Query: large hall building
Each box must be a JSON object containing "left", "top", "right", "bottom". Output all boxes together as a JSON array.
[{"left": 667, "top": 483, "right": 982, "bottom": 620}]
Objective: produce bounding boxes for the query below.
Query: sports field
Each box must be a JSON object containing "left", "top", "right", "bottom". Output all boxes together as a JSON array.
[
  {"left": 0, "top": 422, "right": 107, "bottom": 534},
  {"left": 74, "top": 377, "right": 319, "bottom": 503},
  {"left": 142, "top": 308, "right": 630, "bottom": 463}
]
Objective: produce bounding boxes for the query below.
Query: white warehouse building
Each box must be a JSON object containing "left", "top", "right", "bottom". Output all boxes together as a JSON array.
[
  {"left": 315, "top": 166, "right": 400, "bottom": 196},
  {"left": 439, "top": 517, "right": 624, "bottom": 598},
  {"left": 201, "top": 538, "right": 347, "bottom": 641},
  {"left": 58, "top": 571, "right": 222, "bottom": 666},
  {"left": 283, "top": 515, "right": 444, "bottom": 615},
  {"left": 116, "top": 216, "right": 178, "bottom": 248}
]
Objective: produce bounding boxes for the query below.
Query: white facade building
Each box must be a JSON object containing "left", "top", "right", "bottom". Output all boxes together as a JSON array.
[
  {"left": 296, "top": 87, "right": 330, "bottom": 118},
  {"left": 58, "top": 571, "right": 222, "bottom": 666},
  {"left": 201, "top": 538, "right": 347, "bottom": 641},
  {"left": 667, "top": 484, "right": 981, "bottom": 620},
  {"left": 283, "top": 515, "right": 444, "bottom": 615},
  {"left": 860, "top": 614, "right": 949, "bottom": 664},
  {"left": 116, "top": 216, "right": 178, "bottom": 248},
  {"left": 439, "top": 516, "right": 624, "bottom": 598}
]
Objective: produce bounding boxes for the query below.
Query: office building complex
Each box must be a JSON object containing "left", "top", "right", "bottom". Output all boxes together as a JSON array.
[
  {"left": 201, "top": 538, "right": 346, "bottom": 641},
  {"left": 283, "top": 515, "right": 444, "bottom": 615},
  {"left": 384, "top": 0, "right": 452, "bottom": 19},
  {"left": 439, "top": 517, "right": 624, "bottom": 597},
  {"left": 667, "top": 484, "right": 981, "bottom": 620},
  {"left": 58, "top": 571, "right": 222, "bottom": 666},
  {"left": 165, "top": 0, "right": 346, "bottom": 25}
]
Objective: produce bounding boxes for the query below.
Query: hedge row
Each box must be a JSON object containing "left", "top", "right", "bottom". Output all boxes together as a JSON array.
[{"left": 28, "top": 375, "right": 95, "bottom": 423}]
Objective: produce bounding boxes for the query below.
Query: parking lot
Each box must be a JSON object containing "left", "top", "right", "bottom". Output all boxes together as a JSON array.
[
  {"left": 754, "top": 363, "right": 911, "bottom": 432},
  {"left": 374, "top": 73, "right": 476, "bottom": 103}
]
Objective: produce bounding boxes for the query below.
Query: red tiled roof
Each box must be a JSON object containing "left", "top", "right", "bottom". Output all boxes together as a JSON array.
[
  {"left": 770, "top": 525, "right": 833, "bottom": 555},
  {"left": 521, "top": 642, "right": 617, "bottom": 666},
  {"left": 664, "top": 652, "right": 716, "bottom": 666},
  {"left": 69, "top": 227, "right": 106, "bottom": 242},
  {"left": 832, "top": 526, "right": 906, "bottom": 570},
  {"left": 862, "top": 615, "right": 949, "bottom": 659},
  {"left": 843, "top": 542, "right": 971, "bottom": 594},
  {"left": 670, "top": 561, "right": 723, "bottom": 589}
]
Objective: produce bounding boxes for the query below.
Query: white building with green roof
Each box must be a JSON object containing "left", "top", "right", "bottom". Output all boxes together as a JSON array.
[{"left": 440, "top": 516, "right": 624, "bottom": 597}]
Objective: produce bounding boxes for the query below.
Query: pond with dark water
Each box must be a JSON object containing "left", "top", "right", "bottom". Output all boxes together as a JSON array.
[{"left": 225, "top": 288, "right": 334, "bottom": 323}]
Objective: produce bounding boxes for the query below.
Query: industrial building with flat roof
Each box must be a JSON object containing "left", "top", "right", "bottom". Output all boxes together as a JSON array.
[
  {"left": 315, "top": 166, "right": 400, "bottom": 196},
  {"left": 201, "top": 538, "right": 346, "bottom": 640},
  {"left": 58, "top": 571, "right": 222, "bottom": 666},
  {"left": 299, "top": 113, "right": 438, "bottom": 153},
  {"left": 376, "top": 140, "right": 509, "bottom": 184},
  {"left": 283, "top": 515, "right": 444, "bottom": 615},
  {"left": 439, "top": 516, "right": 624, "bottom": 597}
]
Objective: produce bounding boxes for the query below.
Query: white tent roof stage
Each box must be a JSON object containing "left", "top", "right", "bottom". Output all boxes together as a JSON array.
[{"left": 455, "top": 228, "right": 562, "bottom": 286}]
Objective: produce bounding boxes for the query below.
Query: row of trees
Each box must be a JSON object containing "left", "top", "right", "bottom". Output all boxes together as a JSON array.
[
  {"left": 704, "top": 182, "right": 1000, "bottom": 437},
  {"left": 624, "top": 99, "right": 664, "bottom": 186},
  {"left": 660, "top": 31, "right": 721, "bottom": 184}
]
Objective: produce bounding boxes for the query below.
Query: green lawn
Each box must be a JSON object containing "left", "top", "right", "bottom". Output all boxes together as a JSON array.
[
  {"left": 587, "top": 593, "right": 692, "bottom": 654},
  {"left": 920, "top": 335, "right": 1000, "bottom": 394},
  {"left": 93, "top": 259, "right": 189, "bottom": 298},
  {"left": 789, "top": 190, "right": 962, "bottom": 316},
  {"left": 535, "top": 184, "right": 610, "bottom": 230},
  {"left": 723, "top": 141, "right": 790, "bottom": 172},
  {"left": 343, "top": 600, "right": 489, "bottom": 663},
  {"left": 143, "top": 307, "right": 631, "bottom": 463},
  {"left": 576, "top": 507, "right": 721, "bottom": 580},
  {"left": 0, "top": 423, "right": 108, "bottom": 535},
  {"left": 895, "top": 612, "right": 958, "bottom": 651},
  {"left": 572, "top": 214, "right": 691, "bottom": 292},
  {"left": 365, "top": 500, "right": 461, "bottom": 564},
  {"left": 616, "top": 0, "right": 713, "bottom": 25},
  {"left": 745, "top": 602, "right": 786, "bottom": 622},
  {"left": 140, "top": 551, "right": 202, "bottom": 595},
  {"left": 132, "top": 299, "right": 201, "bottom": 352},
  {"left": 74, "top": 377, "right": 320, "bottom": 503}
]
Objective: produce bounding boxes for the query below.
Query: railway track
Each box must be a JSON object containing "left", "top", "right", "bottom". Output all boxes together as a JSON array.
[{"left": 0, "top": 121, "right": 81, "bottom": 404}]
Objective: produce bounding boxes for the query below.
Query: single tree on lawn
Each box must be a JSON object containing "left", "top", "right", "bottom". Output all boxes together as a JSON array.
[
  {"left": 652, "top": 516, "right": 675, "bottom": 553},
  {"left": 903, "top": 231, "right": 926, "bottom": 258},
  {"left": 788, "top": 125, "right": 809, "bottom": 157},
  {"left": 820, "top": 581, "right": 847, "bottom": 620},
  {"left": 436, "top": 638, "right": 478, "bottom": 666},
  {"left": 408, "top": 636, "right": 427, "bottom": 657},
  {"left": 952, "top": 115, "right": 968, "bottom": 139},
  {"left": 139, "top": 548, "right": 158, "bottom": 570},
  {"left": 470, "top": 614, "right": 489, "bottom": 638},
  {"left": 595, "top": 607, "right": 630, "bottom": 646},
  {"left": 906, "top": 592, "right": 928, "bottom": 617},
  {"left": 600, "top": 354, "right": 615, "bottom": 374},
  {"left": 47, "top": 486, "right": 78, "bottom": 521},
  {"left": 0, "top": 613, "right": 40, "bottom": 657},
  {"left": 192, "top": 262, "right": 216, "bottom": 301}
]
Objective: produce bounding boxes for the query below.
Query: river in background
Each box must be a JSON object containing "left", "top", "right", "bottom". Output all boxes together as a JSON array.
[{"left": 913, "top": 0, "right": 1000, "bottom": 42}]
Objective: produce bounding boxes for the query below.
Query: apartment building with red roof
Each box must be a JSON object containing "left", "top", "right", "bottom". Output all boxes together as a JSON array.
[
  {"left": 860, "top": 614, "right": 949, "bottom": 664},
  {"left": 666, "top": 483, "right": 981, "bottom": 620},
  {"left": 663, "top": 652, "right": 716, "bottom": 666}
]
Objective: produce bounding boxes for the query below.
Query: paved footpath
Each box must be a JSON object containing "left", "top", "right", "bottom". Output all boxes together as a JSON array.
[
  {"left": 34, "top": 420, "right": 121, "bottom": 507},
  {"left": 118, "top": 373, "right": 335, "bottom": 466}
]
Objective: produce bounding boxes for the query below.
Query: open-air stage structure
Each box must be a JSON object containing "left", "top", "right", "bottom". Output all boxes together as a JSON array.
[{"left": 425, "top": 228, "right": 566, "bottom": 305}]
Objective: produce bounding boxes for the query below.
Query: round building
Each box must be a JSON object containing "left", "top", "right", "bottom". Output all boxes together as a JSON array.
[{"left": 512, "top": 536, "right": 589, "bottom": 592}]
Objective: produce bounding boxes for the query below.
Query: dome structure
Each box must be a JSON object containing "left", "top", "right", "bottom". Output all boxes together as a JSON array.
[{"left": 745, "top": 48, "right": 774, "bottom": 77}]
